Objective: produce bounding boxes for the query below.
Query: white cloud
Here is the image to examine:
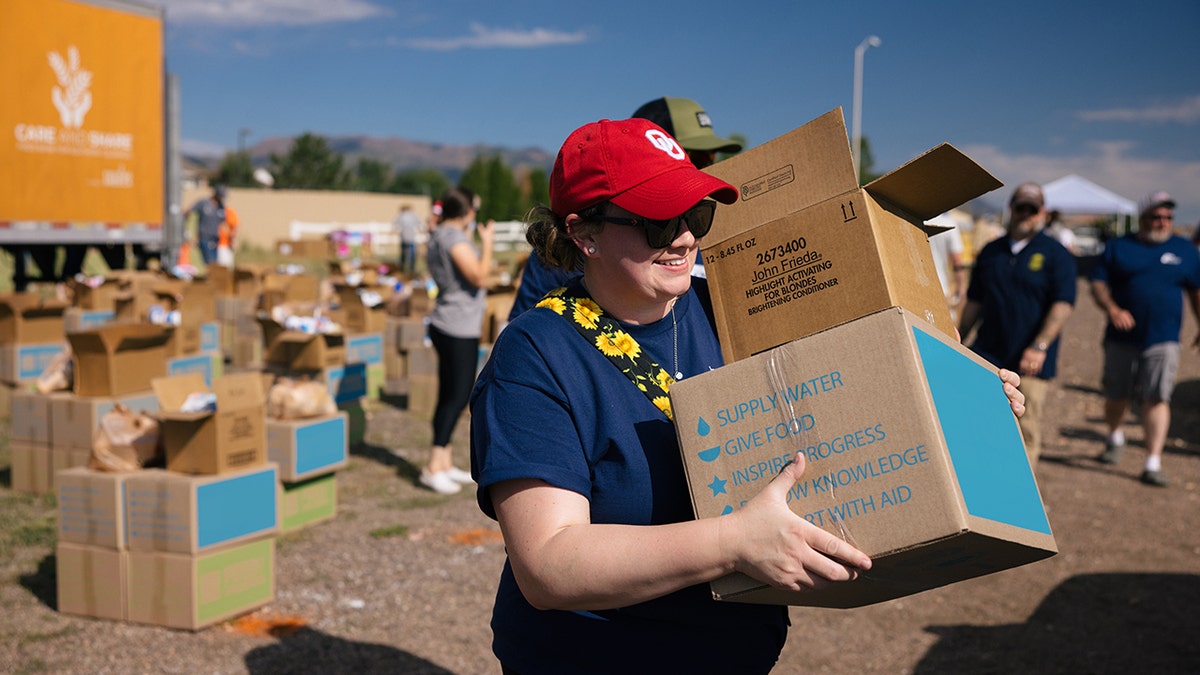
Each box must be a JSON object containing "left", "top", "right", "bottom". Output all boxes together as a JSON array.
[
  {"left": 404, "top": 23, "right": 589, "bottom": 51},
  {"left": 1077, "top": 95, "right": 1200, "bottom": 125},
  {"left": 157, "top": 0, "right": 388, "bottom": 27},
  {"left": 960, "top": 141, "right": 1200, "bottom": 226}
]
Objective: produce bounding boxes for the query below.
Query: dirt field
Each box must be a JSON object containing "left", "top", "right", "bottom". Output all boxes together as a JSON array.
[{"left": 1, "top": 277, "right": 1198, "bottom": 674}]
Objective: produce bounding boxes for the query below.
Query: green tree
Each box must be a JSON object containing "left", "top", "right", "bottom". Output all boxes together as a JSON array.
[
  {"left": 213, "top": 150, "right": 255, "bottom": 188},
  {"left": 352, "top": 157, "right": 393, "bottom": 193},
  {"left": 522, "top": 166, "right": 549, "bottom": 217},
  {"left": 857, "top": 135, "right": 882, "bottom": 185},
  {"left": 388, "top": 168, "right": 450, "bottom": 199},
  {"left": 268, "top": 133, "right": 348, "bottom": 190},
  {"left": 459, "top": 153, "right": 520, "bottom": 221}
]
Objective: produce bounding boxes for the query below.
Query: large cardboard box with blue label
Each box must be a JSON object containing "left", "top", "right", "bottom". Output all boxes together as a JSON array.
[
  {"left": 701, "top": 108, "right": 1002, "bottom": 362},
  {"left": 124, "top": 464, "right": 279, "bottom": 554},
  {"left": 267, "top": 411, "right": 349, "bottom": 482},
  {"left": 670, "top": 307, "right": 1056, "bottom": 608}
]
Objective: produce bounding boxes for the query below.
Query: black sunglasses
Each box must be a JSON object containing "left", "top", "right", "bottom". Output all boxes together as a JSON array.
[{"left": 592, "top": 200, "right": 717, "bottom": 249}]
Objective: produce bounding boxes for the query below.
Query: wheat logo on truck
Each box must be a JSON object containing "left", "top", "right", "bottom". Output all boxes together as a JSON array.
[{"left": 48, "top": 45, "right": 93, "bottom": 128}]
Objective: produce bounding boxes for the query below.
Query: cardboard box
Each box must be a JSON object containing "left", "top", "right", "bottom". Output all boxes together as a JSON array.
[
  {"left": 266, "top": 412, "right": 349, "bottom": 483},
  {"left": 199, "top": 321, "right": 220, "bottom": 353},
  {"left": 259, "top": 317, "right": 346, "bottom": 370},
  {"left": 279, "top": 473, "right": 337, "bottom": 533},
  {"left": 63, "top": 308, "right": 117, "bottom": 334},
  {"left": 167, "top": 351, "right": 221, "bottom": 387},
  {"left": 670, "top": 307, "right": 1056, "bottom": 608},
  {"left": 9, "top": 442, "right": 51, "bottom": 494},
  {"left": 276, "top": 238, "right": 330, "bottom": 259},
  {"left": 69, "top": 277, "right": 124, "bottom": 311},
  {"left": 49, "top": 449, "right": 92, "bottom": 490},
  {"left": 49, "top": 390, "right": 159, "bottom": 452},
  {"left": 0, "top": 293, "right": 68, "bottom": 344},
  {"left": 336, "top": 284, "right": 390, "bottom": 334},
  {"left": 345, "top": 332, "right": 384, "bottom": 366},
  {"left": 701, "top": 108, "right": 1002, "bottom": 362},
  {"left": 152, "top": 372, "right": 267, "bottom": 475},
  {"left": 57, "top": 467, "right": 132, "bottom": 550},
  {"left": 68, "top": 324, "right": 171, "bottom": 397},
  {"left": 124, "top": 464, "right": 279, "bottom": 554},
  {"left": 385, "top": 316, "right": 429, "bottom": 350},
  {"left": 126, "top": 537, "right": 275, "bottom": 631},
  {"left": 10, "top": 389, "right": 54, "bottom": 444},
  {"left": 56, "top": 543, "right": 127, "bottom": 621},
  {"left": 0, "top": 341, "right": 66, "bottom": 385}
]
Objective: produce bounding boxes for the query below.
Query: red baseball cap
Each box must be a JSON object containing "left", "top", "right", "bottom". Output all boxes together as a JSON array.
[{"left": 549, "top": 118, "right": 737, "bottom": 220}]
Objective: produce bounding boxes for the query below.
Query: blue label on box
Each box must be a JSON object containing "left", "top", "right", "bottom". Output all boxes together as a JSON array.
[
  {"left": 294, "top": 415, "right": 348, "bottom": 475},
  {"left": 914, "top": 327, "right": 1050, "bottom": 535},
  {"left": 77, "top": 310, "right": 116, "bottom": 331},
  {"left": 324, "top": 362, "right": 367, "bottom": 404},
  {"left": 17, "top": 343, "right": 65, "bottom": 380},
  {"left": 195, "top": 467, "right": 278, "bottom": 549},
  {"left": 345, "top": 333, "right": 383, "bottom": 365},
  {"left": 168, "top": 352, "right": 216, "bottom": 386},
  {"left": 199, "top": 322, "right": 220, "bottom": 352}
]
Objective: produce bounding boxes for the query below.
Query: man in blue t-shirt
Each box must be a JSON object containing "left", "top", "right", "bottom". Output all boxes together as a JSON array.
[
  {"left": 959, "top": 182, "right": 1077, "bottom": 466},
  {"left": 1090, "top": 191, "right": 1200, "bottom": 487}
]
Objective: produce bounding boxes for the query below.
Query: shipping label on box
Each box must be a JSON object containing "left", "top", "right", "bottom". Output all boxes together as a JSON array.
[
  {"left": 322, "top": 361, "right": 367, "bottom": 405},
  {"left": 279, "top": 473, "right": 337, "bottom": 533},
  {"left": 345, "top": 332, "right": 384, "bottom": 366},
  {"left": 167, "top": 351, "right": 218, "bottom": 387},
  {"left": 63, "top": 308, "right": 116, "bottom": 334},
  {"left": 267, "top": 412, "right": 349, "bottom": 483},
  {"left": 57, "top": 467, "right": 131, "bottom": 550},
  {"left": 124, "top": 465, "right": 279, "bottom": 554},
  {"left": 199, "top": 321, "right": 220, "bottom": 353},
  {"left": 50, "top": 390, "right": 159, "bottom": 452},
  {"left": 152, "top": 372, "right": 267, "bottom": 475},
  {"left": 56, "top": 543, "right": 127, "bottom": 622},
  {"left": 0, "top": 342, "right": 66, "bottom": 384},
  {"left": 670, "top": 307, "right": 1055, "bottom": 608},
  {"left": 702, "top": 108, "right": 1001, "bottom": 363},
  {"left": 126, "top": 537, "right": 275, "bottom": 631}
]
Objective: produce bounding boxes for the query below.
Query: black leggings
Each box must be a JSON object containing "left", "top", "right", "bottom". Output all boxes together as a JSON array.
[{"left": 429, "top": 324, "right": 480, "bottom": 447}]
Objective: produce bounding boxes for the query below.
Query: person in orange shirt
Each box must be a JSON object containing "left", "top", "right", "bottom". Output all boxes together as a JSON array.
[{"left": 217, "top": 205, "right": 238, "bottom": 267}]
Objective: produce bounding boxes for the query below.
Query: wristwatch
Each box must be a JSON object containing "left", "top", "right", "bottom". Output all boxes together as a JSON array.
[{"left": 1032, "top": 341, "right": 1049, "bottom": 352}]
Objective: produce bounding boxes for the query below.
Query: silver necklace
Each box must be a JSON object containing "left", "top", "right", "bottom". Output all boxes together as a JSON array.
[{"left": 671, "top": 304, "right": 682, "bottom": 381}]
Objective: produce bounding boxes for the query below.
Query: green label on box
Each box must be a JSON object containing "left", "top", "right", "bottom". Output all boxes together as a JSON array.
[
  {"left": 281, "top": 474, "right": 337, "bottom": 532},
  {"left": 194, "top": 537, "right": 274, "bottom": 625}
]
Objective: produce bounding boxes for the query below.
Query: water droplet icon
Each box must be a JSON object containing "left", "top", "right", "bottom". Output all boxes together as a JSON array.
[{"left": 696, "top": 416, "right": 711, "bottom": 437}]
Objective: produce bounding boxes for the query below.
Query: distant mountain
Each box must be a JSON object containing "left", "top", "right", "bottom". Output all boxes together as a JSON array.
[{"left": 183, "top": 134, "right": 555, "bottom": 181}]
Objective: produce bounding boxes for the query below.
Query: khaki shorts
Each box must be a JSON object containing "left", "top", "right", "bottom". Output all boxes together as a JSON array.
[{"left": 1101, "top": 340, "right": 1180, "bottom": 403}]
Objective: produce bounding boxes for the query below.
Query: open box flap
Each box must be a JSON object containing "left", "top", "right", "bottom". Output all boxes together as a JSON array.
[{"left": 866, "top": 143, "right": 1002, "bottom": 223}]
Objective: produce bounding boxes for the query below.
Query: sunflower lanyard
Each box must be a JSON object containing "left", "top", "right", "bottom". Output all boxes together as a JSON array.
[{"left": 535, "top": 287, "right": 676, "bottom": 422}]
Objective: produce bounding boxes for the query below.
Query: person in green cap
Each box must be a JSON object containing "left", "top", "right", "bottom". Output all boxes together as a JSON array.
[{"left": 507, "top": 97, "right": 743, "bottom": 322}]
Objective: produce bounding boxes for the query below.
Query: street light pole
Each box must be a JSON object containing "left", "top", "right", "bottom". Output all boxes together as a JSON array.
[{"left": 852, "top": 35, "right": 881, "bottom": 183}]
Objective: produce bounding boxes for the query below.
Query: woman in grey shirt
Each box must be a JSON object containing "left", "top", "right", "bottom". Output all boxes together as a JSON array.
[{"left": 421, "top": 187, "right": 494, "bottom": 494}]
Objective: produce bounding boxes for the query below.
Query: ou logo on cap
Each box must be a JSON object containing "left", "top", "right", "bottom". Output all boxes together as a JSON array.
[{"left": 645, "top": 129, "right": 685, "bottom": 160}]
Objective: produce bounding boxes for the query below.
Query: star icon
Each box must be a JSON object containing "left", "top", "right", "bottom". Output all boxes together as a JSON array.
[{"left": 707, "top": 475, "right": 727, "bottom": 496}]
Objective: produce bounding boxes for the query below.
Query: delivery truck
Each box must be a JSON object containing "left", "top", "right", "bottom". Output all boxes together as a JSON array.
[{"left": 0, "top": 0, "right": 183, "bottom": 286}]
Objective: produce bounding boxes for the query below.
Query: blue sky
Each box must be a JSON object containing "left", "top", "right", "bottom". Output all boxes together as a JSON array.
[{"left": 158, "top": 0, "right": 1200, "bottom": 225}]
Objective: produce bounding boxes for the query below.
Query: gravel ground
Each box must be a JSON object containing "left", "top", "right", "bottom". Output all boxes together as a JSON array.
[{"left": 2, "top": 278, "right": 1199, "bottom": 674}]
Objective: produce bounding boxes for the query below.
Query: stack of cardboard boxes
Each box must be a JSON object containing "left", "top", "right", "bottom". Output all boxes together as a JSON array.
[
  {"left": 56, "top": 370, "right": 279, "bottom": 630},
  {"left": 668, "top": 109, "right": 1057, "bottom": 608}
]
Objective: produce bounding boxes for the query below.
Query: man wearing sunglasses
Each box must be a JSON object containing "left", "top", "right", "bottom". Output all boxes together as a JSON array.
[
  {"left": 507, "top": 97, "right": 741, "bottom": 322},
  {"left": 1090, "top": 191, "right": 1200, "bottom": 487},
  {"left": 958, "top": 182, "right": 1077, "bottom": 467}
]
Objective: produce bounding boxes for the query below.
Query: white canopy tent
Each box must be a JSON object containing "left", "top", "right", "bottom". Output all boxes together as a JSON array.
[{"left": 1042, "top": 175, "right": 1136, "bottom": 216}]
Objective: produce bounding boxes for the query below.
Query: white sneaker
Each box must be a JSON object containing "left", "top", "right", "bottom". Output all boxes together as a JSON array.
[
  {"left": 445, "top": 466, "right": 475, "bottom": 485},
  {"left": 419, "top": 470, "right": 461, "bottom": 495}
]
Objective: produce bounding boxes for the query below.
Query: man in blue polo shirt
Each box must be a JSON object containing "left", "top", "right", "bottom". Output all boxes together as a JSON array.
[
  {"left": 1090, "top": 190, "right": 1200, "bottom": 487},
  {"left": 959, "top": 182, "right": 1077, "bottom": 466}
]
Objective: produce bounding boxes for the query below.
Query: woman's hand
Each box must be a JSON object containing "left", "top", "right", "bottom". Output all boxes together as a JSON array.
[
  {"left": 998, "top": 368, "right": 1025, "bottom": 417},
  {"left": 719, "top": 452, "right": 871, "bottom": 592}
]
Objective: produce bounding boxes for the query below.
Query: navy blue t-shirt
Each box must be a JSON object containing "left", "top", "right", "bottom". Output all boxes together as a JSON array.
[
  {"left": 471, "top": 282, "right": 788, "bottom": 674},
  {"left": 1090, "top": 233, "right": 1200, "bottom": 349},
  {"left": 966, "top": 231, "right": 1077, "bottom": 379}
]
